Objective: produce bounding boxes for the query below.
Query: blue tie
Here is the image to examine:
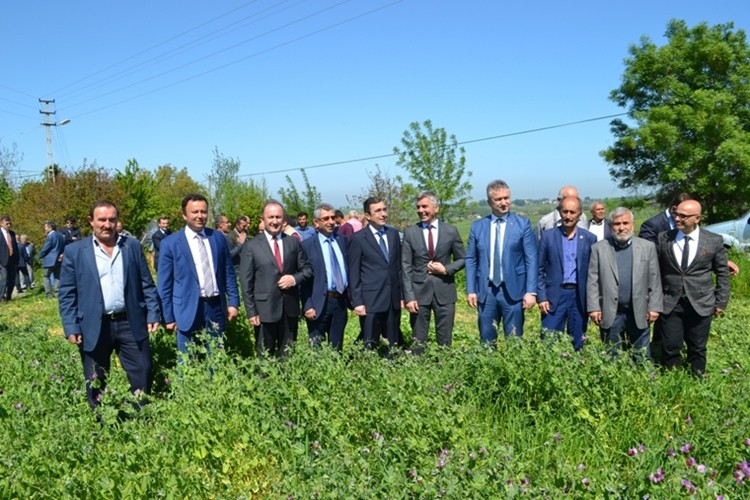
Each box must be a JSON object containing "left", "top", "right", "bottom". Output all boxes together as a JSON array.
[
  {"left": 492, "top": 218, "right": 505, "bottom": 286},
  {"left": 327, "top": 237, "right": 346, "bottom": 293},
  {"left": 377, "top": 228, "right": 389, "bottom": 261}
]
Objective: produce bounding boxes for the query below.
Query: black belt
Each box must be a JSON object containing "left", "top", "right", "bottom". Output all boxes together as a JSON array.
[
  {"left": 325, "top": 291, "right": 343, "bottom": 299},
  {"left": 104, "top": 311, "right": 127, "bottom": 321},
  {"left": 200, "top": 296, "right": 220, "bottom": 302},
  {"left": 561, "top": 283, "right": 577, "bottom": 289}
]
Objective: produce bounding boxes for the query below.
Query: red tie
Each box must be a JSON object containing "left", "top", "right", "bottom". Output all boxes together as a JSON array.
[
  {"left": 427, "top": 224, "right": 435, "bottom": 258},
  {"left": 273, "top": 236, "right": 283, "bottom": 271}
]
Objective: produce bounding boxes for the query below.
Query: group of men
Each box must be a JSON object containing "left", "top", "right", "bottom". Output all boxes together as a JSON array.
[{"left": 54, "top": 182, "right": 731, "bottom": 411}]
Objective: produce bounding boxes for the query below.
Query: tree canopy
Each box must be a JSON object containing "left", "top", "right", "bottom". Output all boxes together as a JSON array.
[{"left": 602, "top": 19, "right": 750, "bottom": 222}]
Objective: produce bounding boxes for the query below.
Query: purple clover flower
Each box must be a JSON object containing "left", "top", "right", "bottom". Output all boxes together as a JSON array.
[
  {"left": 696, "top": 464, "right": 706, "bottom": 473},
  {"left": 685, "top": 414, "right": 693, "bottom": 425},
  {"left": 680, "top": 443, "right": 693, "bottom": 454},
  {"left": 744, "top": 438, "right": 750, "bottom": 447},
  {"left": 582, "top": 477, "right": 590, "bottom": 487},
  {"left": 627, "top": 448, "right": 639, "bottom": 457},
  {"left": 648, "top": 468, "right": 665, "bottom": 483},
  {"left": 686, "top": 457, "right": 696, "bottom": 468},
  {"left": 14, "top": 402, "right": 23, "bottom": 410},
  {"left": 437, "top": 459, "right": 446, "bottom": 469},
  {"left": 667, "top": 449, "right": 676, "bottom": 457},
  {"left": 553, "top": 433, "right": 562, "bottom": 443}
]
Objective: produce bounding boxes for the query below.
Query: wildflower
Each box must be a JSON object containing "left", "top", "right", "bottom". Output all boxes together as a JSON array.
[
  {"left": 722, "top": 368, "right": 729, "bottom": 375},
  {"left": 582, "top": 478, "right": 590, "bottom": 487},
  {"left": 469, "top": 451, "right": 477, "bottom": 461},
  {"left": 553, "top": 433, "right": 562, "bottom": 443},
  {"left": 638, "top": 444, "right": 647, "bottom": 453},
  {"left": 163, "top": 377, "right": 171, "bottom": 385},
  {"left": 443, "top": 384, "right": 453, "bottom": 393},
  {"left": 667, "top": 449, "right": 676, "bottom": 457},
  {"left": 372, "top": 432, "right": 383, "bottom": 440},
  {"left": 361, "top": 447, "right": 370, "bottom": 455},
  {"left": 577, "top": 463, "right": 585, "bottom": 470},
  {"left": 14, "top": 402, "right": 23, "bottom": 410},
  {"left": 407, "top": 469, "right": 416, "bottom": 479},
  {"left": 696, "top": 464, "right": 706, "bottom": 473},
  {"left": 627, "top": 448, "right": 639, "bottom": 457},
  {"left": 679, "top": 443, "right": 693, "bottom": 454},
  {"left": 521, "top": 477, "right": 529, "bottom": 485},
  {"left": 685, "top": 414, "right": 693, "bottom": 425},
  {"left": 439, "top": 448, "right": 450, "bottom": 458},
  {"left": 437, "top": 459, "right": 446, "bottom": 469},
  {"left": 479, "top": 447, "right": 488, "bottom": 457},
  {"left": 686, "top": 457, "right": 696, "bottom": 467},
  {"left": 311, "top": 441, "right": 319, "bottom": 451},
  {"left": 680, "top": 479, "right": 696, "bottom": 494},
  {"left": 648, "top": 468, "right": 665, "bottom": 483},
  {"left": 744, "top": 438, "right": 750, "bottom": 447}
]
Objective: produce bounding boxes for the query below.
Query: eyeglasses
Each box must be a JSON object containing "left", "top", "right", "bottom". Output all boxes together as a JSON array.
[
  {"left": 673, "top": 213, "right": 699, "bottom": 220},
  {"left": 316, "top": 215, "right": 336, "bottom": 222}
]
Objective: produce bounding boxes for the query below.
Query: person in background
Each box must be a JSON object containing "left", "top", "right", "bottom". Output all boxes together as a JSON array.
[
  {"left": 534, "top": 186, "right": 589, "bottom": 240},
  {"left": 39, "top": 221, "right": 66, "bottom": 298},
  {"left": 151, "top": 216, "right": 171, "bottom": 272},
  {"left": 587, "top": 201, "right": 611, "bottom": 242}
]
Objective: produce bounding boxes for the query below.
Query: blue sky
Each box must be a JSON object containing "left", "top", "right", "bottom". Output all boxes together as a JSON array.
[{"left": 2, "top": 0, "right": 748, "bottom": 208}]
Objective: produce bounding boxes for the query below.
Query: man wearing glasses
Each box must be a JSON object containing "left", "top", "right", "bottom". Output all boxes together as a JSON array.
[{"left": 656, "top": 199, "right": 729, "bottom": 375}]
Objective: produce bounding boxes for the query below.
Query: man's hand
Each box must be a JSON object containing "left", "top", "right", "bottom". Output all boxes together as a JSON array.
[
  {"left": 304, "top": 308, "right": 317, "bottom": 320},
  {"left": 522, "top": 293, "right": 537, "bottom": 310},
  {"left": 589, "top": 311, "right": 602, "bottom": 326},
  {"left": 467, "top": 293, "right": 478, "bottom": 309},
  {"left": 147, "top": 322, "right": 159, "bottom": 333},
  {"left": 647, "top": 311, "right": 660, "bottom": 323},
  {"left": 277, "top": 275, "right": 296, "bottom": 290},
  {"left": 405, "top": 300, "right": 419, "bottom": 314},
  {"left": 427, "top": 261, "right": 447, "bottom": 275},
  {"left": 715, "top": 307, "right": 725, "bottom": 316},
  {"left": 237, "top": 232, "right": 247, "bottom": 245},
  {"left": 354, "top": 305, "right": 366, "bottom": 317},
  {"left": 538, "top": 300, "right": 550, "bottom": 315},
  {"left": 165, "top": 322, "right": 177, "bottom": 332},
  {"left": 249, "top": 315, "right": 261, "bottom": 327},
  {"left": 227, "top": 306, "right": 238, "bottom": 321},
  {"left": 729, "top": 260, "right": 740, "bottom": 276},
  {"left": 68, "top": 334, "right": 82, "bottom": 345}
]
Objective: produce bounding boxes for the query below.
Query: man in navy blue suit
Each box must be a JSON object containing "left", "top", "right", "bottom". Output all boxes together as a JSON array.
[
  {"left": 348, "top": 197, "right": 403, "bottom": 351},
  {"left": 300, "top": 203, "right": 349, "bottom": 351},
  {"left": 158, "top": 194, "right": 240, "bottom": 354},
  {"left": 58, "top": 200, "right": 161, "bottom": 410},
  {"left": 466, "top": 179, "right": 537, "bottom": 343},
  {"left": 537, "top": 197, "right": 597, "bottom": 351}
]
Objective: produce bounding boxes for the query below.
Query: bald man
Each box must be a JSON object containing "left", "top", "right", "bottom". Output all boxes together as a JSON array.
[
  {"left": 535, "top": 185, "right": 589, "bottom": 240},
  {"left": 656, "top": 199, "right": 729, "bottom": 375}
]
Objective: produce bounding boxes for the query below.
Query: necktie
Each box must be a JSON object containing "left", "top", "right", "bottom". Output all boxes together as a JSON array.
[
  {"left": 427, "top": 224, "right": 435, "bottom": 258},
  {"left": 492, "top": 218, "right": 505, "bottom": 286},
  {"left": 196, "top": 234, "right": 215, "bottom": 296},
  {"left": 327, "top": 238, "right": 345, "bottom": 293},
  {"left": 273, "top": 236, "right": 283, "bottom": 271},
  {"left": 377, "top": 229, "right": 389, "bottom": 261},
  {"left": 681, "top": 236, "right": 690, "bottom": 272}
]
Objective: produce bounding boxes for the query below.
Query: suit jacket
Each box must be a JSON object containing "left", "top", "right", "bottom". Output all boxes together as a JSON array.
[
  {"left": 0, "top": 228, "right": 19, "bottom": 268},
  {"left": 239, "top": 232, "right": 312, "bottom": 323},
  {"left": 537, "top": 226, "right": 597, "bottom": 314},
  {"left": 300, "top": 233, "right": 350, "bottom": 314},
  {"left": 348, "top": 225, "right": 402, "bottom": 313},
  {"left": 151, "top": 228, "right": 170, "bottom": 268},
  {"left": 638, "top": 211, "right": 671, "bottom": 243},
  {"left": 401, "top": 221, "right": 465, "bottom": 306},
  {"left": 587, "top": 236, "right": 663, "bottom": 329},
  {"left": 58, "top": 236, "right": 161, "bottom": 352},
  {"left": 465, "top": 212, "right": 537, "bottom": 303},
  {"left": 157, "top": 228, "right": 240, "bottom": 330},
  {"left": 38, "top": 230, "right": 66, "bottom": 268},
  {"left": 656, "top": 228, "right": 729, "bottom": 316},
  {"left": 588, "top": 219, "right": 612, "bottom": 240}
]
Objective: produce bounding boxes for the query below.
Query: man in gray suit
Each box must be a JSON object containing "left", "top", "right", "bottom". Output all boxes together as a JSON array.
[
  {"left": 240, "top": 200, "right": 312, "bottom": 358},
  {"left": 656, "top": 199, "right": 730, "bottom": 375},
  {"left": 587, "top": 207, "right": 662, "bottom": 361},
  {"left": 401, "top": 191, "right": 465, "bottom": 354}
]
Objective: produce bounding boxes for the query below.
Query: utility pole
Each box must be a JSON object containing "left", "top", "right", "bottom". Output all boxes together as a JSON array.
[{"left": 39, "top": 99, "right": 70, "bottom": 183}]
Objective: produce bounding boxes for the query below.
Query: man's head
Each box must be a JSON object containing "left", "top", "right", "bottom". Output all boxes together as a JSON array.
[
  {"left": 215, "top": 214, "right": 231, "bottom": 234},
  {"left": 181, "top": 194, "right": 209, "bottom": 233},
  {"left": 415, "top": 191, "right": 440, "bottom": 225},
  {"left": 158, "top": 216, "right": 170, "bottom": 230},
  {"left": 334, "top": 210, "right": 345, "bottom": 226},
  {"left": 262, "top": 200, "right": 285, "bottom": 237},
  {"left": 44, "top": 221, "right": 56, "bottom": 233},
  {"left": 608, "top": 207, "right": 634, "bottom": 245},
  {"left": 65, "top": 216, "right": 77, "bottom": 228},
  {"left": 559, "top": 197, "right": 582, "bottom": 231},
  {"left": 674, "top": 200, "right": 702, "bottom": 234},
  {"left": 313, "top": 203, "right": 337, "bottom": 237},
  {"left": 234, "top": 216, "right": 249, "bottom": 233},
  {"left": 20, "top": 234, "right": 28, "bottom": 244},
  {"left": 88, "top": 200, "right": 119, "bottom": 246},
  {"left": 668, "top": 193, "right": 693, "bottom": 219},
  {"left": 486, "top": 179, "right": 512, "bottom": 218},
  {"left": 116, "top": 221, "right": 124, "bottom": 233},
  {"left": 557, "top": 186, "right": 579, "bottom": 205},
  {"left": 590, "top": 201, "right": 606, "bottom": 223},
  {"left": 348, "top": 210, "right": 359, "bottom": 220},
  {"left": 363, "top": 197, "right": 388, "bottom": 230},
  {"left": 297, "top": 212, "right": 309, "bottom": 229},
  {"left": 0, "top": 215, "right": 10, "bottom": 230}
]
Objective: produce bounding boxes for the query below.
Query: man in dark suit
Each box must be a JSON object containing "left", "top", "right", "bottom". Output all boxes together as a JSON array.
[
  {"left": 229, "top": 215, "right": 249, "bottom": 273},
  {"left": 58, "top": 200, "right": 161, "bottom": 410},
  {"left": 537, "top": 197, "right": 597, "bottom": 351},
  {"left": 587, "top": 201, "right": 612, "bottom": 242},
  {"left": 240, "top": 200, "right": 312, "bottom": 357},
  {"left": 151, "top": 216, "right": 170, "bottom": 272},
  {"left": 638, "top": 193, "right": 693, "bottom": 243},
  {"left": 59, "top": 216, "right": 82, "bottom": 246},
  {"left": 39, "top": 221, "right": 66, "bottom": 298},
  {"left": 0, "top": 215, "right": 20, "bottom": 301},
  {"left": 300, "top": 203, "right": 349, "bottom": 351},
  {"left": 348, "top": 197, "right": 403, "bottom": 351},
  {"left": 157, "top": 195, "right": 240, "bottom": 354},
  {"left": 466, "top": 179, "right": 537, "bottom": 343},
  {"left": 656, "top": 199, "right": 730, "bottom": 375},
  {"left": 401, "top": 191, "right": 465, "bottom": 354}
]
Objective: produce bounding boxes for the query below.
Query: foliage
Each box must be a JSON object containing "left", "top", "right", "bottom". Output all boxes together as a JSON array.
[
  {"left": 277, "top": 169, "right": 321, "bottom": 217},
  {"left": 114, "top": 159, "right": 157, "bottom": 237},
  {"left": 602, "top": 19, "right": 750, "bottom": 223},
  {"left": 347, "top": 164, "right": 412, "bottom": 229},
  {"left": 148, "top": 164, "right": 206, "bottom": 232},
  {"left": 394, "top": 120, "right": 473, "bottom": 223},
  {"left": 207, "top": 147, "right": 267, "bottom": 230}
]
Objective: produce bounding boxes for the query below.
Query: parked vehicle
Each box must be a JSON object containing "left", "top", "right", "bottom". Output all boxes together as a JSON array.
[{"left": 704, "top": 210, "right": 750, "bottom": 250}]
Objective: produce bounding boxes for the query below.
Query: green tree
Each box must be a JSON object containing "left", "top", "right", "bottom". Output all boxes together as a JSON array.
[
  {"left": 114, "top": 159, "right": 157, "bottom": 237},
  {"left": 393, "top": 120, "right": 472, "bottom": 223},
  {"left": 278, "top": 169, "right": 321, "bottom": 217},
  {"left": 207, "top": 148, "right": 267, "bottom": 228},
  {"left": 602, "top": 20, "right": 750, "bottom": 222},
  {"left": 347, "top": 165, "right": 411, "bottom": 229},
  {"left": 150, "top": 164, "right": 206, "bottom": 231}
]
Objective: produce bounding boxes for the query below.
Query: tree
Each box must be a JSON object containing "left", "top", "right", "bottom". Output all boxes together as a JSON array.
[
  {"left": 207, "top": 148, "right": 267, "bottom": 229},
  {"left": 602, "top": 20, "right": 750, "bottom": 222},
  {"left": 114, "top": 159, "right": 157, "bottom": 236},
  {"left": 347, "top": 165, "right": 411, "bottom": 229},
  {"left": 393, "top": 120, "right": 472, "bottom": 222},
  {"left": 150, "top": 164, "right": 206, "bottom": 231},
  {"left": 278, "top": 169, "right": 321, "bottom": 217}
]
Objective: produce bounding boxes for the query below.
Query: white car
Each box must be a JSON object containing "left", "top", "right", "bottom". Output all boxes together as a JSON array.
[{"left": 704, "top": 210, "right": 750, "bottom": 250}]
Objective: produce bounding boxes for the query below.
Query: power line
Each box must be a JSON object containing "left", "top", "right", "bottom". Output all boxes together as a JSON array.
[
  {"left": 240, "top": 113, "right": 628, "bottom": 177},
  {"left": 0, "top": 84, "right": 37, "bottom": 99}
]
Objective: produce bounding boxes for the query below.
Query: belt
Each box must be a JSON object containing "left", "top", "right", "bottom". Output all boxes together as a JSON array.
[
  {"left": 325, "top": 291, "right": 343, "bottom": 299},
  {"left": 199, "top": 295, "right": 220, "bottom": 302},
  {"left": 104, "top": 311, "right": 127, "bottom": 321},
  {"left": 561, "top": 283, "right": 577, "bottom": 289}
]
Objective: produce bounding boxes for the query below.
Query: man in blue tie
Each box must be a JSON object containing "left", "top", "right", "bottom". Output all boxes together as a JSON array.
[
  {"left": 300, "top": 203, "right": 350, "bottom": 351},
  {"left": 348, "top": 197, "right": 403, "bottom": 351},
  {"left": 466, "top": 179, "right": 538, "bottom": 344}
]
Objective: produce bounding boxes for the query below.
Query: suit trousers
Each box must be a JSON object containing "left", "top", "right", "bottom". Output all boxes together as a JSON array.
[
  {"left": 359, "top": 307, "right": 402, "bottom": 350},
  {"left": 660, "top": 298, "right": 713, "bottom": 374},
  {"left": 601, "top": 310, "right": 651, "bottom": 362},
  {"left": 410, "top": 298, "right": 455, "bottom": 355},
  {"left": 478, "top": 282, "right": 524, "bottom": 344},
  {"left": 43, "top": 263, "right": 61, "bottom": 296},
  {"left": 80, "top": 316, "right": 152, "bottom": 410},
  {"left": 255, "top": 315, "right": 298, "bottom": 358},
  {"left": 306, "top": 295, "right": 348, "bottom": 351},
  {"left": 176, "top": 296, "right": 225, "bottom": 353},
  {"left": 540, "top": 287, "right": 586, "bottom": 351}
]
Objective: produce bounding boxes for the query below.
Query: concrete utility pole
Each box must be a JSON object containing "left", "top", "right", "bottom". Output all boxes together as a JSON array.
[{"left": 39, "top": 98, "right": 70, "bottom": 183}]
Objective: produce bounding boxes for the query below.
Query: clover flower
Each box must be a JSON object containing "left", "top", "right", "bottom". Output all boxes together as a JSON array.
[
  {"left": 679, "top": 443, "right": 693, "bottom": 454},
  {"left": 686, "top": 457, "right": 696, "bottom": 468},
  {"left": 553, "top": 433, "right": 562, "bottom": 443},
  {"left": 582, "top": 477, "right": 590, "bottom": 487},
  {"left": 680, "top": 479, "right": 696, "bottom": 494},
  {"left": 648, "top": 468, "right": 665, "bottom": 483}
]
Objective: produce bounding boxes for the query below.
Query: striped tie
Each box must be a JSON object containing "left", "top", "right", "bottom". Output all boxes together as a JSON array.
[{"left": 196, "top": 234, "right": 215, "bottom": 296}]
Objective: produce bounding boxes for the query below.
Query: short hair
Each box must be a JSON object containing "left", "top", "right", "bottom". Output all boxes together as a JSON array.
[
  {"left": 297, "top": 211, "right": 308, "bottom": 218},
  {"left": 314, "top": 203, "right": 336, "bottom": 220},
  {"left": 348, "top": 210, "right": 358, "bottom": 217},
  {"left": 65, "top": 216, "right": 77, "bottom": 224},
  {"left": 19, "top": 234, "right": 28, "bottom": 242},
  {"left": 486, "top": 179, "right": 510, "bottom": 198},
  {"left": 608, "top": 207, "right": 633, "bottom": 222},
  {"left": 89, "top": 200, "right": 119, "bottom": 218},
  {"left": 363, "top": 197, "right": 385, "bottom": 215},
  {"left": 334, "top": 209, "right": 344, "bottom": 219},
  {"left": 0, "top": 214, "right": 10, "bottom": 223},
  {"left": 234, "top": 215, "right": 249, "bottom": 226},
  {"left": 214, "top": 214, "right": 229, "bottom": 227},
  {"left": 45, "top": 221, "right": 57, "bottom": 230},
  {"left": 416, "top": 191, "right": 439, "bottom": 206},
  {"left": 590, "top": 201, "right": 605, "bottom": 211},
  {"left": 158, "top": 215, "right": 170, "bottom": 223},
  {"left": 262, "top": 199, "right": 285, "bottom": 216},
  {"left": 181, "top": 194, "right": 208, "bottom": 212},
  {"left": 669, "top": 192, "right": 693, "bottom": 208}
]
